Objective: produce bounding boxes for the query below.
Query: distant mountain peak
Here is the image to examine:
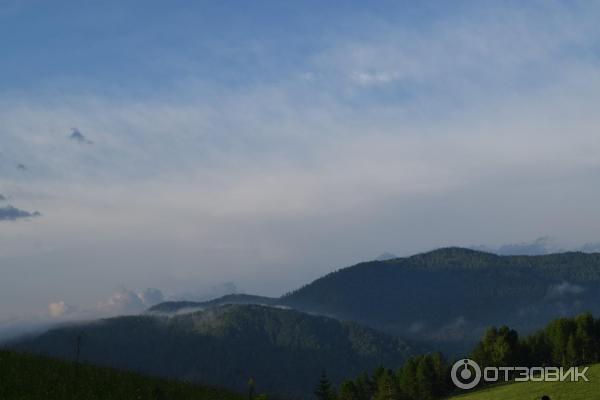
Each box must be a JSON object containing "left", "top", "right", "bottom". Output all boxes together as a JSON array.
[
  {"left": 413, "top": 246, "right": 497, "bottom": 259},
  {"left": 470, "top": 236, "right": 600, "bottom": 256},
  {"left": 375, "top": 252, "right": 398, "bottom": 261}
]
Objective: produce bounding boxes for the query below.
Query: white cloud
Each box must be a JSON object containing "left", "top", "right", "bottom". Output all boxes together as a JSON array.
[
  {"left": 314, "top": 2, "right": 600, "bottom": 96},
  {"left": 48, "top": 301, "right": 75, "bottom": 318},
  {"left": 139, "top": 288, "right": 164, "bottom": 306},
  {"left": 351, "top": 71, "right": 402, "bottom": 86},
  {"left": 547, "top": 282, "right": 586, "bottom": 299},
  {"left": 96, "top": 288, "right": 165, "bottom": 316}
]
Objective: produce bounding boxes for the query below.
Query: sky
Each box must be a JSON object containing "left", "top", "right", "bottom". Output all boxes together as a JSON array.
[{"left": 1, "top": 0, "right": 600, "bottom": 325}]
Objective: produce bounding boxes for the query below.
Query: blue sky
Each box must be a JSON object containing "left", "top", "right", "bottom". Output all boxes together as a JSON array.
[
  {"left": 0, "top": 1, "right": 454, "bottom": 92},
  {"left": 1, "top": 1, "right": 600, "bottom": 327}
]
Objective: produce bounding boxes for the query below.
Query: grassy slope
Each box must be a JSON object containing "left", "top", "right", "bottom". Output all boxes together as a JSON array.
[
  {"left": 448, "top": 364, "right": 600, "bottom": 400},
  {"left": 0, "top": 350, "right": 243, "bottom": 400}
]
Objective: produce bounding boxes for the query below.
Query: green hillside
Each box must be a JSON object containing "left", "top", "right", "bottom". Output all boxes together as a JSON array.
[
  {"left": 448, "top": 363, "right": 600, "bottom": 400},
  {"left": 12, "top": 304, "right": 414, "bottom": 398},
  {"left": 0, "top": 350, "right": 243, "bottom": 400}
]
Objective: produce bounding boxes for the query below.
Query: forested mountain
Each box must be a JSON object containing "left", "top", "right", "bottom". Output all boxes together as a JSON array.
[
  {"left": 281, "top": 248, "right": 600, "bottom": 352},
  {"left": 10, "top": 248, "right": 600, "bottom": 398},
  {"left": 150, "top": 248, "right": 600, "bottom": 353},
  {"left": 11, "top": 304, "right": 415, "bottom": 399},
  {"left": 148, "top": 294, "right": 277, "bottom": 314}
]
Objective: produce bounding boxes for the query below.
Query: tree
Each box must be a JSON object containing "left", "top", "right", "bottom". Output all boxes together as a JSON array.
[
  {"left": 521, "top": 331, "right": 551, "bottom": 367},
  {"left": 565, "top": 334, "right": 579, "bottom": 368},
  {"left": 415, "top": 357, "right": 436, "bottom": 400},
  {"left": 575, "top": 313, "right": 595, "bottom": 363},
  {"left": 430, "top": 353, "right": 450, "bottom": 398},
  {"left": 355, "top": 372, "right": 374, "bottom": 400},
  {"left": 545, "top": 318, "right": 576, "bottom": 366},
  {"left": 247, "top": 378, "right": 255, "bottom": 400},
  {"left": 471, "top": 326, "right": 520, "bottom": 369},
  {"left": 338, "top": 373, "right": 371, "bottom": 400},
  {"left": 398, "top": 357, "right": 418, "bottom": 400},
  {"left": 338, "top": 381, "right": 359, "bottom": 400},
  {"left": 315, "top": 371, "right": 336, "bottom": 400},
  {"left": 374, "top": 369, "right": 399, "bottom": 400}
]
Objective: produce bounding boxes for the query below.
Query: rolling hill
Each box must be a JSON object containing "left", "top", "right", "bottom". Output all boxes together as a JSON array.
[{"left": 11, "top": 304, "right": 415, "bottom": 398}]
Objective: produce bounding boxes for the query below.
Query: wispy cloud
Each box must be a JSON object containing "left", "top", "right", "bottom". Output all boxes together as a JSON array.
[
  {"left": 1, "top": 1, "right": 600, "bottom": 319},
  {"left": 96, "top": 287, "right": 164, "bottom": 316},
  {"left": 547, "top": 281, "right": 586, "bottom": 299},
  {"left": 69, "top": 127, "right": 93, "bottom": 144},
  {"left": 0, "top": 287, "right": 164, "bottom": 342},
  {"left": 48, "top": 300, "right": 76, "bottom": 318},
  {"left": 0, "top": 205, "right": 40, "bottom": 221},
  {"left": 46, "top": 288, "right": 164, "bottom": 321}
]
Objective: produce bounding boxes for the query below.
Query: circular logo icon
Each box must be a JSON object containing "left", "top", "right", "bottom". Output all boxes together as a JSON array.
[{"left": 451, "top": 359, "right": 482, "bottom": 390}]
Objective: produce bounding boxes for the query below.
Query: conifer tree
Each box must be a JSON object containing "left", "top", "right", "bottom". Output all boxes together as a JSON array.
[
  {"left": 374, "top": 369, "right": 399, "bottom": 400},
  {"left": 315, "top": 371, "right": 336, "bottom": 400}
]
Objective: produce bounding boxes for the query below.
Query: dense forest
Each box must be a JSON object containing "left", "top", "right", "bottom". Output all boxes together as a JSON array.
[
  {"left": 10, "top": 305, "right": 414, "bottom": 398},
  {"left": 6, "top": 312, "right": 599, "bottom": 400},
  {"left": 323, "top": 312, "right": 600, "bottom": 400},
  {"left": 150, "top": 248, "right": 600, "bottom": 354}
]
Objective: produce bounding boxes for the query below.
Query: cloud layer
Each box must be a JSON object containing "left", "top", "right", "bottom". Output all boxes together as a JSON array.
[
  {"left": 45, "top": 288, "right": 165, "bottom": 322},
  {"left": 96, "top": 288, "right": 164, "bottom": 316},
  {"left": 0, "top": 2, "right": 600, "bottom": 319}
]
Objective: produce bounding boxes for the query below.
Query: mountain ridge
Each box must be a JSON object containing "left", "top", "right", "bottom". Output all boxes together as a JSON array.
[
  {"left": 12, "top": 304, "right": 415, "bottom": 398},
  {"left": 149, "top": 248, "right": 600, "bottom": 354}
]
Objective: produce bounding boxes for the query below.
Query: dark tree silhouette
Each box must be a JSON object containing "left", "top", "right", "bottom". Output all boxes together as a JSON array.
[{"left": 315, "top": 371, "right": 336, "bottom": 400}]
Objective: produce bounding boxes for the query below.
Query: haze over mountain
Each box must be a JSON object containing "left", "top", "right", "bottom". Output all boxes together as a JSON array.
[
  {"left": 11, "top": 247, "right": 600, "bottom": 397},
  {"left": 470, "top": 236, "right": 600, "bottom": 256},
  {"left": 150, "top": 248, "right": 600, "bottom": 354},
  {"left": 375, "top": 252, "right": 399, "bottom": 261},
  {"left": 12, "top": 304, "right": 415, "bottom": 398}
]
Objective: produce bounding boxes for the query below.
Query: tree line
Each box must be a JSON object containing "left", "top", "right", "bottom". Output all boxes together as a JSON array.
[{"left": 314, "top": 312, "right": 600, "bottom": 400}]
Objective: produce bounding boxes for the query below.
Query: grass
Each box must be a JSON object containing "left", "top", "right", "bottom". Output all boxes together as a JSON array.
[
  {"left": 0, "top": 350, "right": 244, "bottom": 400},
  {"left": 448, "top": 363, "right": 600, "bottom": 400}
]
